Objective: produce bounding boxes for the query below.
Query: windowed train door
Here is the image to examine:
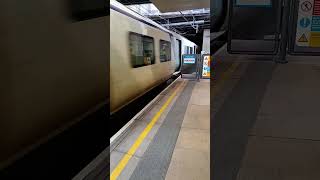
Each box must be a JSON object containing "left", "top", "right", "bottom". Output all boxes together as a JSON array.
[{"left": 175, "top": 39, "right": 182, "bottom": 71}]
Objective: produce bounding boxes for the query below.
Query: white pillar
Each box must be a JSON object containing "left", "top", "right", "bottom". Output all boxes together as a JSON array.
[{"left": 202, "top": 29, "right": 210, "bottom": 54}]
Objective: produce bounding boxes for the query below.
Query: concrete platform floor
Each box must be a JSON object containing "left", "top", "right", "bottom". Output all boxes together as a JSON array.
[
  {"left": 110, "top": 78, "right": 210, "bottom": 180},
  {"left": 166, "top": 79, "right": 210, "bottom": 180},
  {"left": 213, "top": 45, "right": 320, "bottom": 180}
]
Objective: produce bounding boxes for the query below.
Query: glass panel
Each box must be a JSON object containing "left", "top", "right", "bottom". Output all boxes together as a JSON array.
[
  {"left": 227, "top": 0, "right": 281, "bottom": 54},
  {"left": 129, "top": 33, "right": 144, "bottom": 68},
  {"left": 129, "top": 33, "right": 155, "bottom": 68},
  {"left": 175, "top": 39, "right": 182, "bottom": 71},
  {"left": 184, "top": 45, "right": 189, "bottom": 54},
  {"left": 143, "top": 36, "right": 155, "bottom": 65},
  {"left": 160, "top": 40, "right": 171, "bottom": 62}
]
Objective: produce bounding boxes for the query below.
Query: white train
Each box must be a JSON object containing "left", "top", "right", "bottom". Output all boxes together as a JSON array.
[
  {"left": 0, "top": 0, "right": 109, "bottom": 168},
  {"left": 110, "top": 0, "right": 198, "bottom": 113}
]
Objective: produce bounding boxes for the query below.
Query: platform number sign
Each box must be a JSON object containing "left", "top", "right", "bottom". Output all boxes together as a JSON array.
[
  {"left": 202, "top": 55, "right": 210, "bottom": 78},
  {"left": 183, "top": 55, "right": 196, "bottom": 64},
  {"left": 296, "top": 0, "right": 320, "bottom": 47}
]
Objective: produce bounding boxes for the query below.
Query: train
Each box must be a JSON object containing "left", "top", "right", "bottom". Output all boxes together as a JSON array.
[
  {"left": 0, "top": 0, "right": 108, "bottom": 169},
  {"left": 110, "top": 0, "right": 198, "bottom": 113},
  {"left": 0, "top": 0, "right": 197, "bottom": 171}
]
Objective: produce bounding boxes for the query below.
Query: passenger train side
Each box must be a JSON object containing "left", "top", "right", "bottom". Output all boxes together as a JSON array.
[
  {"left": 0, "top": 0, "right": 109, "bottom": 173},
  {"left": 110, "top": 0, "right": 197, "bottom": 113}
]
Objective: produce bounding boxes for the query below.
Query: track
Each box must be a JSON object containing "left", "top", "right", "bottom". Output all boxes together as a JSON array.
[
  {"left": 109, "top": 74, "right": 180, "bottom": 139},
  {"left": 0, "top": 104, "right": 109, "bottom": 179}
]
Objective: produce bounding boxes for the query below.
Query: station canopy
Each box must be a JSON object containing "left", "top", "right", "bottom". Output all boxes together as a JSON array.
[{"left": 116, "top": 0, "right": 210, "bottom": 38}]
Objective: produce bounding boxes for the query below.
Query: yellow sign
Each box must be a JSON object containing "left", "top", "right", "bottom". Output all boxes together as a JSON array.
[
  {"left": 298, "top": 34, "right": 308, "bottom": 42},
  {"left": 202, "top": 55, "right": 210, "bottom": 78},
  {"left": 310, "top": 32, "right": 320, "bottom": 47}
]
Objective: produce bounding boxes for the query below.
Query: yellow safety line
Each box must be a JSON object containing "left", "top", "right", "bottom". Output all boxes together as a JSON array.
[
  {"left": 212, "top": 62, "right": 239, "bottom": 96},
  {"left": 110, "top": 80, "right": 185, "bottom": 180}
]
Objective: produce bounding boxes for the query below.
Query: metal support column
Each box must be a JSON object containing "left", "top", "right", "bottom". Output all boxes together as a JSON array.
[
  {"left": 276, "top": 0, "right": 290, "bottom": 63},
  {"left": 196, "top": 55, "right": 202, "bottom": 81}
]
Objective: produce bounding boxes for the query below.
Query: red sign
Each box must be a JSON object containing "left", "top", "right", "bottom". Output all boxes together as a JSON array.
[{"left": 314, "top": 0, "right": 320, "bottom": 15}]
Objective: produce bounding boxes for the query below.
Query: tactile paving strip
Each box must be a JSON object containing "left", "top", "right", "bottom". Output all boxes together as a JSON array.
[{"left": 129, "top": 81, "right": 196, "bottom": 180}]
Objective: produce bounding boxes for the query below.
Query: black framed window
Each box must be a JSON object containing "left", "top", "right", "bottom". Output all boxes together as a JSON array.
[
  {"left": 190, "top": 47, "right": 193, "bottom": 54},
  {"left": 129, "top": 32, "right": 155, "bottom": 68},
  {"left": 184, "top": 46, "right": 189, "bottom": 54},
  {"left": 160, "top": 40, "right": 171, "bottom": 62}
]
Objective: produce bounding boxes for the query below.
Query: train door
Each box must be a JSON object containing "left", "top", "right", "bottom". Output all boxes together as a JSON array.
[
  {"left": 175, "top": 39, "right": 182, "bottom": 71},
  {"left": 190, "top": 47, "right": 193, "bottom": 54},
  {"left": 184, "top": 45, "right": 189, "bottom": 54}
]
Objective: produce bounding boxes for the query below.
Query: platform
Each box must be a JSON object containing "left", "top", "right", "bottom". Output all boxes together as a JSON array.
[
  {"left": 108, "top": 77, "right": 210, "bottom": 180},
  {"left": 212, "top": 45, "right": 320, "bottom": 180}
]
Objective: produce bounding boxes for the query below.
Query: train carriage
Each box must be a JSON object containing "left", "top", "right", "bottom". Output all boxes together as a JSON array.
[{"left": 110, "top": 0, "right": 197, "bottom": 113}]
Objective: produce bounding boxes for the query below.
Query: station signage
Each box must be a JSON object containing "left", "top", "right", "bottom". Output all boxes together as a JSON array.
[
  {"left": 183, "top": 55, "right": 196, "bottom": 64},
  {"left": 235, "top": 0, "right": 272, "bottom": 7},
  {"left": 296, "top": 0, "right": 320, "bottom": 47},
  {"left": 202, "top": 55, "right": 210, "bottom": 78}
]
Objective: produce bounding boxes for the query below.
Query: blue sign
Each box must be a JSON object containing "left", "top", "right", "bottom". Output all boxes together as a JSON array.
[
  {"left": 183, "top": 55, "right": 196, "bottom": 64},
  {"left": 300, "top": 17, "right": 311, "bottom": 28},
  {"left": 312, "top": 16, "right": 320, "bottom": 32},
  {"left": 235, "top": 0, "right": 272, "bottom": 7}
]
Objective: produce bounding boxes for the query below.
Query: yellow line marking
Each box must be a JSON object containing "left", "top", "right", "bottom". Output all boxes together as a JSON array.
[
  {"left": 212, "top": 62, "right": 240, "bottom": 96},
  {"left": 110, "top": 80, "right": 186, "bottom": 180}
]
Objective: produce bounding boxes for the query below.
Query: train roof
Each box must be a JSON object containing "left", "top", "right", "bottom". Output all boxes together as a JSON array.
[{"left": 110, "top": 0, "right": 196, "bottom": 45}]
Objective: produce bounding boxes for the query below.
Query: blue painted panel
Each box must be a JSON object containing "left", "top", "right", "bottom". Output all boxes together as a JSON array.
[
  {"left": 235, "top": 0, "right": 272, "bottom": 7},
  {"left": 312, "top": 16, "right": 320, "bottom": 32},
  {"left": 183, "top": 55, "right": 196, "bottom": 64}
]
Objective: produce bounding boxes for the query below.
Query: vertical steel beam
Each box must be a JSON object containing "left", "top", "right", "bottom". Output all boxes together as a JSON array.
[{"left": 276, "top": 0, "right": 290, "bottom": 63}]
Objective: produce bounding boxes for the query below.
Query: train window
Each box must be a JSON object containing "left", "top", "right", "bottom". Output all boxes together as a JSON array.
[
  {"left": 129, "top": 32, "right": 155, "bottom": 68},
  {"left": 184, "top": 46, "right": 189, "bottom": 54},
  {"left": 160, "top": 40, "right": 171, "bottom": 62}
]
